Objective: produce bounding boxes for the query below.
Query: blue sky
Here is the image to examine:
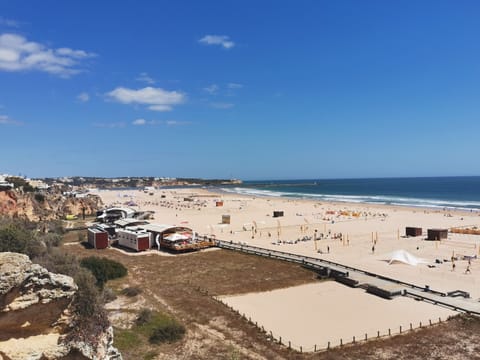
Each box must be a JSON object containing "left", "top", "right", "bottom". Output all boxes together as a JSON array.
[{"left": 1, "top": 1, "right": 480, "bottom": 180}]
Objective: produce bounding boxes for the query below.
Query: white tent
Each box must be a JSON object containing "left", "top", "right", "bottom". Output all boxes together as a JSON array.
[
  {"left": 384, "top": 250, "right": 428, "bottom": 266},
  {"left": 164, "top": 233, "right": 189, "bottom": 241}
]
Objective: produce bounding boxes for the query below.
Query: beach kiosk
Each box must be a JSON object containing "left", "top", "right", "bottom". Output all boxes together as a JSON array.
[
  {"left": 87, "top": 227, "right": 109, "bottom": 249},
  {"left": 427, "top": 228, "right": 448, "bottom": 241},
  {"left": 405, "top": 227, "right": 422, "bottom": 237},
  {"left": 273, "top": 211, "right": 284, "bottom": 218},
  {"left": 222, "top": 215, "right": 231, "bottom": 224}
]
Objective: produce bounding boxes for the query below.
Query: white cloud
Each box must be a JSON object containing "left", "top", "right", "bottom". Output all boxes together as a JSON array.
[
  {"left": 203, "top": 84, "right": 219, "bottom": 94},
  {"left": 0, "top": 17, "right": 19, "bottom": 28},
  {"left": 136, "top": 72, "right": 155, "bottom": 84},
  {"left": 211, "top": 102, "right": 234, "bottom": 109},
  {"left": 227, "top": 83, "right": 243, "bottom": 89},
  {"left": 77, "top": 92, "right": 89, "bottom": 102},
  {"left": 93, "top": 122, "right": 126, "bottom": 128},
  {"left": 0, "top": 114, "right": 22, "bottom": 125},
  {"left": 132, "top": 118, "right": 146, "bottom": 126},
  {"left": 132, "top": 118, "right": 191, "bottom": 126},
  {"left": 0, "top": 33, "right": 95, "bottom": 77},
  {"left": 199, "top": 35, "right": 235, "bottom": 49},
  {"left": 165, "top": 120, "right": 190, "bottom": 126},
  {"left": 107, "top": 86, "right": 185, "bottom": 112}
]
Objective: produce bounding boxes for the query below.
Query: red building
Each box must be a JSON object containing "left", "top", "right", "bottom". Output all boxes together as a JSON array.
[
  {"left": 117, "top": 228, "right": 151, "bottom": 252},
  {"left": 87, "top": 227, "right": 109, "bottom": 249}
]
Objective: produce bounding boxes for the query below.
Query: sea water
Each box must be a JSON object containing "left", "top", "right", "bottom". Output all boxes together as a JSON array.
[{"left": 219, "top": 177, "right": 480, "bottom": 211}]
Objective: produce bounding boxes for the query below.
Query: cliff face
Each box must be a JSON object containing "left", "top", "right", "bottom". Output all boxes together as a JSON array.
[
  {"left": 0, "top": 190, "right": 103, "bottom": 222},
  {"left": 0, "top": 252, "right": 121, "bottom": 360}
]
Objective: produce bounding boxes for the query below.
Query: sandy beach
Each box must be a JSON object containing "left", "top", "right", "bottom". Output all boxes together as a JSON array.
[{"left": 94, "top": 187, "right": 480, "bottom": 349}]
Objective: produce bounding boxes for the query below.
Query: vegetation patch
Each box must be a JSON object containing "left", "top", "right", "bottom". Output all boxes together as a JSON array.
[
  {"left": 114, "top": 328, "right": 140, "bottom": 350},
  {"left": 134, "top": 309, "right": 186, "bottom": 344},
  {"left": 80, "top": 256, "right": 127, "bottom": 288}
]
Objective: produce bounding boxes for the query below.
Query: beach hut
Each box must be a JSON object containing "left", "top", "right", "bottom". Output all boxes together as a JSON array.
[
  {"left": 405, "top": 227, "right": 422, "bottom": 237},
  {"left": 222, "top": 215, "right": 231, "bottom": 224},
  {"left": 427, "top": 228, "right": 448, "bottom": 241},
  {"left": 87, "top": 227, "right": 109, "bottom": 249},
  {"left": 117, "top": 228, "right": 152, "bottom": 251},
  {"left": 273, "top": 211, "right": 284, "bottom": 218}
]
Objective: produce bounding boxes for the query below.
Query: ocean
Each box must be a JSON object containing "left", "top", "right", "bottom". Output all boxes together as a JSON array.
[{"left": 219, "top": 177, "right": 480, "bottom": 211}]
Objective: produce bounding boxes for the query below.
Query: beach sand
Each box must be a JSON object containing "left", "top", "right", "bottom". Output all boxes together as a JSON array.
[{"left": 94, "top": 187, "right": 480, "bottom": 349}]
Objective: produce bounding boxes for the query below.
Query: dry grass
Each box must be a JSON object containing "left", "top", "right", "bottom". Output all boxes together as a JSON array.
[{"left": 63, "top": 233, "right": 480, "bottom": 360}]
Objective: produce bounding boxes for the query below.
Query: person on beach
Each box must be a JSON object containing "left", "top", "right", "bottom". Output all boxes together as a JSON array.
[
  {"left": 372, "top": 245, "right": 375, "bottom": 254},
  {"left": 327, "top": 245, "right": 330, "bottom": 254},
  {"left": 452, "top": 262, "right": 456, "bottom": 271},
  {"left": 465, "top": 264, "right": 471, "bottom": 274}
]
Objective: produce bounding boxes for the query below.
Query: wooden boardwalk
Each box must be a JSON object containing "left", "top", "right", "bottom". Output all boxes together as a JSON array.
[{"left": 216, "top": 240, "right": 480, "bottom": 315}]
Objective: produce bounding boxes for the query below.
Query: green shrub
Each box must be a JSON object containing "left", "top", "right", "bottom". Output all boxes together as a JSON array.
[
  {"left": 80, "top": 256, "right": 127, "bottom": 288},
  {"left": 0, "top": 224, "right": 30, "bottom": 253},
  {"left": 149, "top": 320, "right": 186, "bottom": 344}
]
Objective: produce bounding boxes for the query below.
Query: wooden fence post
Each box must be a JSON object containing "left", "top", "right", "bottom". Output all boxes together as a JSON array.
[{"left": 400, "top": 325, "right": 402, "bottom": 334}]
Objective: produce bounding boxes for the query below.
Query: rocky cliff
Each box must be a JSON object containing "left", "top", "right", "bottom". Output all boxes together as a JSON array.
[
  {"left": 0, "top": 252, "right": 122, "bottom": 360},
  {"left": 0, "top": 190, "right": 103, "bottom": 222}
]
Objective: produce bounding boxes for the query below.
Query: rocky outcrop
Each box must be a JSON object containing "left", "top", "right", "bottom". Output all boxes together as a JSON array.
[
  {"left": 0, "top": 252, "right": 122, "bottom": 360},
  {"left": 0, "top": 190, "right": 103, "bottom": 222}
]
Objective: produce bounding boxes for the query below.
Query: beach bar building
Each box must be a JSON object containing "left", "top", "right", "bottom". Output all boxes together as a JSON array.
[
  {"left": 96, "top": 207, "right": 135, "bottom": 223},
  {"left": 87, "top": 227, "right": 109, "bottom": 249},
  {"left": 138, "top": 223, "right": 215, "bottom": 252},
  {"left": 405, "top": 227, "right": 422, "bottom": 237},
  {"left": 117, "top": 228, "right": 152, "bottom": 251},
  {"left": 427, "top": 228, "right": 448, "bottom": 241}
]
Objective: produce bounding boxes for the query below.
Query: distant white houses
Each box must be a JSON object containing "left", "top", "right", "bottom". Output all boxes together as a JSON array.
[{"left": 27, "top": 179, "right": 49, "bottom": 190}]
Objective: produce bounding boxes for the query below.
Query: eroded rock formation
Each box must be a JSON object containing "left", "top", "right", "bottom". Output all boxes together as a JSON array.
[{"left": 0, "top": 252, "right": 121, "bottom": 360}]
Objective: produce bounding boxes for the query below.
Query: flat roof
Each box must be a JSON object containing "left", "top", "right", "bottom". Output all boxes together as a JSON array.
[
  {"left": 117, "top": 228, "right": 149, "bottom": 235},
  {"left": 88, "top": 227, "right": 107, "bottom": 234},
  {"left": 139, "top": 223, "right": 192, "bottom": 233},
  {"left": 115, "top": 218, "right": 149, "bottom": 227}
]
